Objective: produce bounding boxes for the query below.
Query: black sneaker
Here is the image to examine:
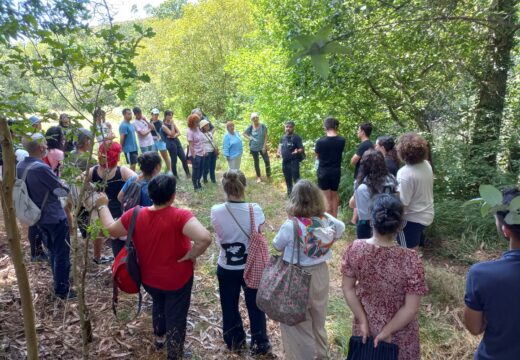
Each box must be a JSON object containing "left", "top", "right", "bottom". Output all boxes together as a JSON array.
[
  {"left": 250, "top": 342, "right": 272, "bottom": 356},
  {"left": 154, "top": 336, "right": 166, "bottom": 350},
  {"left": 55, "top": 290, "right": 77, "bottom": 300},
  {"left": 31, "top": 253, "right": 49, "bottom": 263}
]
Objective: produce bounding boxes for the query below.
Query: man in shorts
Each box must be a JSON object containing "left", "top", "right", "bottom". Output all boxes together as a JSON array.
[
  {"left": 119, "top": 108, "right": 138, "bottom": 171},
  {"left": 315, "top": 117, "right": 345, "bottom": 217}
]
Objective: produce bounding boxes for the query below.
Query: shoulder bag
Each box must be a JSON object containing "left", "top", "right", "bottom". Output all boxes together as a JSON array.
[{"left": 256, "top": 217, "right": 311, "bottom": 326}]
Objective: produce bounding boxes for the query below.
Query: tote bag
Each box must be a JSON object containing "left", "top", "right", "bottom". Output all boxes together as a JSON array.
[{"left": 256, "top": 218, "right": 311, "bottom": 326}]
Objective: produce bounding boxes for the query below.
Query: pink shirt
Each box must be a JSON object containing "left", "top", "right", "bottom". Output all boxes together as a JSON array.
[
  {"left": 187, "top": 128, "right": 205, "bottom": 157},
  {"left": 45, "top": 149, "right": 64, "bottom": 177}
]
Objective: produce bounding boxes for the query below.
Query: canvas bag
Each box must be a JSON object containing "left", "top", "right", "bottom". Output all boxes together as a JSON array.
[
  {"left": 256, "top": 218, "right": 311, "bottom": 326},
  {"left": 346, "top": 336, "right": 399, "bottom": 360},
  {"left": 14, "top": 162, "right": 49, "bottom": 226},
  {"left": 112, "top": 206, "right": 142, "bottom": 318},
  {"left": 225, "top": 203, "right": 269, "bottom": 289}
]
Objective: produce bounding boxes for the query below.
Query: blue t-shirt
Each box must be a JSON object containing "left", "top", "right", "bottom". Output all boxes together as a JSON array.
[
  {"left": 119, "top": 121, "right": 138, "bottom": 153},
  {"left": 223, "top": 132, "right": 243, "bottom": 159},
  {"left": 464, "top": 250, "right": 520, "bottom": 360},
  {"left": 121, "top": 175, "right": 152, "bottom": 207}
]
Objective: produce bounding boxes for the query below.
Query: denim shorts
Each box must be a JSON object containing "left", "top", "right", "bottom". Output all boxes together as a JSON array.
[{"left": 154, "top": 139, "right": 167, "bottom": 151}]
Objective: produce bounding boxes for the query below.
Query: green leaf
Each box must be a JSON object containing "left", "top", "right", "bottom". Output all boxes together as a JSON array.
[
  {"left": 479, "top": 185, "right": 502, "bottom": 207},
  {"left": 294, "top": 34, "right": 317, "bottom": 49},
  {"left": 505, "top": 212, "right": 520, "bottom": 225},
  {"left": 509, "top": 196, "right": 520, "bottom": 211},
  {"left": 480, "top": 202, "right": 492, "bottom": 217},
  {"left": 310, "top": 54, "right": 329, "bottom": 79},
  {"left": 463, "top": 198, "right": 482, "bottom": 207}
]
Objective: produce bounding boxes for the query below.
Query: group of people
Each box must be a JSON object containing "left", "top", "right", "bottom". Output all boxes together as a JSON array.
[{"left": 9, "top": 107, "right": 519, "bottom": 360}]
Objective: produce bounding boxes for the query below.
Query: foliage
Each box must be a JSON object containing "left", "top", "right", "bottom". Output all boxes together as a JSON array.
[
  {"left": 466, "top": 185, "right": 520, "bottom": 224},
  {"left": 149, "top": 0, "right": 188, "bottom": 19}
]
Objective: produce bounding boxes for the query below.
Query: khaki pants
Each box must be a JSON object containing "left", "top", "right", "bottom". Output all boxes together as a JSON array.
[{"left": 280, "top": 262, "right": 329, "bottom": 360}]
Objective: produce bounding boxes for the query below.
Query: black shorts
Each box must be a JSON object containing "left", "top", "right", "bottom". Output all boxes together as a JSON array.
[
  {"left": 124, "top": 151, "right": 138, "bottom": 165},
  {"left": 397, "top": 220, "right": 426, "bottom": 248},
  {"left": 317, "top": 167, "right": 341, "bottom": 191}
]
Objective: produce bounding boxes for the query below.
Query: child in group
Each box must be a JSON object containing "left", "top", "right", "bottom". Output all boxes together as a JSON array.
[{"left": 464, "top": 187, "right": 520, "bottom": 359}]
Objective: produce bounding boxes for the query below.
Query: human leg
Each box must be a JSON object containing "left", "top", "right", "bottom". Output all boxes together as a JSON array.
[
  {"left": 291, "top": 160, "right": 300, "bottom": 184},
  {"left": 40, "top": 220, "right": 71, "bottom": 296},
  {"left": 202, "top": 154, "right": 210, "bottom": 183},
  {"left": 400, "top": 220, "right": 425, "bottom": 249},
  {"left": 28, "top": 225, "right": 46, "bottom": 260},
  {"left": 160, "top": 149, "right": 171, "bottom": 172},
  {"left": 166, "top": 144, "right": 178, "bottom": 177},
  {"left": 191, "top": 156, "right": 203, "bottom": 190},
  {"left": 111, "top": 238, "right": 125, "bottom": 258},
  {"left": 175, "top": 139, "right": 190, "bottom": 176},
  {"left": 242, "top": 282, "right": 270, "bottom": 352},
  {"left": 307, "top": 262, "right": 330, "bottom": 359},
  {"left": 143, "top": 285, "right": 167, "bottom": 338},
  {"left": 282, "top": 162, "right": 293, "bottom": 195},
  {"left": 280, "top": 313, "right": 315, "bottom": 360},
  {"left": 261, "top": 150, "right": 271, "bottom": 178},
  {"left": 209, "top": 151, "right": 217, "bottom": 183},
  {"left": 251, "top": 151, "right": 261, "bottom": 178},
  {"left": 217, "top": 266, "right": 246, "bottom": 350}
]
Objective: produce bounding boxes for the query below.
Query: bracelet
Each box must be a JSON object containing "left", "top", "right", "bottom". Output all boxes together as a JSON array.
[{"left": 97, "top": 205, "right": 108, "bottom": 213}]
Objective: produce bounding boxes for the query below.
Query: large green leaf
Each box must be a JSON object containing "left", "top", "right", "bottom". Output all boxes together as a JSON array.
[
  {"left": 479, "top": 185, "right": 502, "bottom": 207},
  {"left": 310, "top": 54, "right": 329, "bottom": 79}
]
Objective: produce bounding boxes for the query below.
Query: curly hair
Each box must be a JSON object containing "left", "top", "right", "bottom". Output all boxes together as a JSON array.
[
  {"left": 356, "top": 150, "right": 391, "bottom": 194},
  {"left": 397, "top": 132, "right": 429, "bottom": 165},
  {"left": 187, "top": 113, "right": 200, "bottom": 129}
]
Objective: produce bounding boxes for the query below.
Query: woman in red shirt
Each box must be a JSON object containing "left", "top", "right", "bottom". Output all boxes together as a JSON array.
[{"left": 95, "top": 174, "right": 211, "bottom": 359}]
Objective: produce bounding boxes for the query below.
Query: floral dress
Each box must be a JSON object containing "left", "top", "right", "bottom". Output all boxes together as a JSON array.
[{"left": 341, "top": 239, "right": 428, "bottom": 360}]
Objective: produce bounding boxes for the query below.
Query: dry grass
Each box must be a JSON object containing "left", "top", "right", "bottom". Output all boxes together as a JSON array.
[{"left": 0, "top": 159, "right": 483, "bottom": 359}]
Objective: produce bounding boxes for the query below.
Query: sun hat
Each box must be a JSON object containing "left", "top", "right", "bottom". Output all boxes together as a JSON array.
[
  {"left": 250, "top": 112, "right": 259, "bottom": 120},
  {"left": 29, "top": 116, "right": 41, "bottom": 125},
  {"left": 199, "top": 119, "right": 210, "bottom": 129},
  {"left": 151, "top": 108, "right": 160, "bottom": 115}
]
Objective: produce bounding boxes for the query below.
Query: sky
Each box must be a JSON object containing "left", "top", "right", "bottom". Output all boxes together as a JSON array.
[{"left": 104, "top": 0, "right": 166, "bottom": 22}]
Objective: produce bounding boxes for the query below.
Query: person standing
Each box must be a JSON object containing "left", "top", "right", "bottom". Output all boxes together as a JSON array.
[
  {"left": 342, "top": 194, "right": 428, "bottom": 360},
  {"left": 244, "top": 112, "right": 270, "bottom": 183},
  {"left": 273, "top": 180, "right": 345, "bottom": 360},
  {"left": 395, "top": 133, "right": 434, "bottom": 249},
  {"left": 200, "top": 119, "right": 217, "bottom": 184},
  {"left": 58, "top": 113, "right": 75, "bottom": 153},
  {"left": 223, "top": 121, "right": 243, "bottom": 170},
  {"left": 349, "top": 122, "right": 374, "bottom": 225},
  {"left": 464, "top": 187, "right": 520, "bottom": 360},
  {"left": 119, "top": 108, "right": 138, "bottom": 171},
  {"left": 133, "top": 107, "right": 155, "bottom": 153},
  {"left": 94, "top": 108, "right": 115, "bottom": 146},
  {"left": 211, "top": 170, "right": 272, "bottom": 355},
  {"left": 95, "top": 174, "right": 211, "bottom": 360},
  {"left": 17, "top": 133, "right": 74, "bottom": 299},
  {"left": 44, "top": 126, "right": 65, "bottom": 177},
  {"left": 277, "top": 121, "right": 304, "bottom": 196},
  {"left": 315, "top": 117, "right": 345, "bottom": 218},
  {"left": 186, "top": 113, "right": 205, "bottom": 190},
  {"left": 150, "top": 108, "right": 171, "bottom": 173},
  {"left": 375, "top": 135, "right": 400, "bottom": 176},
  {"left": 161, "top": 110, "right": 190, "bottom": 178}
]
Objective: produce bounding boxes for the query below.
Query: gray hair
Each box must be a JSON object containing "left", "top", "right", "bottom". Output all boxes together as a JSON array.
[{"left": 23, "top": 133, "right": 46, "bottom": 154}]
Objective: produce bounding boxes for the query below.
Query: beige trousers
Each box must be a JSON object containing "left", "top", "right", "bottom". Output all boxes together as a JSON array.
[{"left": 280, "top": 261, "right": 330, "bottom": 360}]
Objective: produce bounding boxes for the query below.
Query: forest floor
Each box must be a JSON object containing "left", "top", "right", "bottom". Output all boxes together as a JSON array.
[{"left": 0, "top": 162, "right": 496, "bottom": 359}]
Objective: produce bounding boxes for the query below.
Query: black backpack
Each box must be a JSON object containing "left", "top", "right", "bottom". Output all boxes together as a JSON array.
[{"left": 122, "top": 179, "right": 145, "bottom": 212}]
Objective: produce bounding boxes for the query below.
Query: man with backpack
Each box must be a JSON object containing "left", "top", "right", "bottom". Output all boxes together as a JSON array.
[{"left": 16, "top": 133, "right": 74, "bottom": 299}]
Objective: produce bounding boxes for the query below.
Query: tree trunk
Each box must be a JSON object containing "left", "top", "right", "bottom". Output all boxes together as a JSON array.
[
  {"left": 471, "top": 0, "right": 518, "bottom": 170},
  {"left": 0, "top": 118, "right": 39, "bottom": 360}
]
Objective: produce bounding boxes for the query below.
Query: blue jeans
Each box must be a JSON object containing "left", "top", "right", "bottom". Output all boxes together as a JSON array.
[
  {"left": 191, "top": 155, "right": 204, "bottom": 190},
  {"left": 38, "top": 220, "right": 71, "bottom": 296},
  {"left": 203, "top": 151, "right": 217, "bottom": 183}
]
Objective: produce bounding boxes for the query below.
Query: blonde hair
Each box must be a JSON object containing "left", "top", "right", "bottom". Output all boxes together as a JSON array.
[
  {"left": 222, "top": 170, "right": 247, "bottom": 199},
  {"left": 287, "top": 180, "right": 326, "bottom": 218}
]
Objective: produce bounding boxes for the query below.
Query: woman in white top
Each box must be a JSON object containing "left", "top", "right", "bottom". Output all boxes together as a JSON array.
[
  {"left": 210, "top": 170, "right": 271, "bottom": 355},
  {"left": 273, "top": 180, "right": 345, "bottom": 360},
  {"left": 349, "top": 150, "right": 398, "bottom": 239},
  {"left": 200, "top": 119, "right": 217, "bottom": 184},
  {"left": 396, "top": 132, "right": 434, "bottom": 249}
]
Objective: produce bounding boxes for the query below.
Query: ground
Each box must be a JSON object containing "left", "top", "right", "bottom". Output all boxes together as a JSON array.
[{"left": 0, "top": 157, "right": 489, "bottom": 359}]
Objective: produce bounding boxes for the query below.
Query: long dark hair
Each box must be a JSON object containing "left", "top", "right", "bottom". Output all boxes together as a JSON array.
[
  {"left": 377, "top": 135, "right": 399, "bottom": 165},
  {"left": 356, "top": 150, "right": 390, "bottom": 194}
]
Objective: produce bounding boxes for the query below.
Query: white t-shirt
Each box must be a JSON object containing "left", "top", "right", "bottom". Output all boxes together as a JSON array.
[
  {"left": 201, "top": 132, "right": 215, "bottom": 153},
  {"left": 397, "top": 160, "right": 434, "bottom": 225},
  {"left": 273, "top": 213, "right": 345, "bottom": 267},
  {"left": 15, "top": 149, "right": 29, "bottom": 163},
  {"left": 354, "top": 175, "right": 398, "bottom": 221},
  {"left": 133, "top": 119, "right": 154, "bottom": 148},
  {"left": 211, "top": 202, "right": 265, "bottom": 270}
]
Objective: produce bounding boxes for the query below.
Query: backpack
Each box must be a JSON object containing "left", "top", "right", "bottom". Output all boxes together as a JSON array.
[
  {"left": 112, "top": 206, "right": 142, "bottom": 318},
  {"left": 296, "top": 216, "right": 337, "bottom": 259},
  {"left": 13, "top": 162, "right": 49, "bottom": 226},
  {"left": 121, "top": 178, "right": 145, "bottom": 212}
]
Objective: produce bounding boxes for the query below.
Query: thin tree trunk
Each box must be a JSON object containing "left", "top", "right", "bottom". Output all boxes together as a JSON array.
[
  {"left": 471, "top": 0, "right": 518, "bottom": 170},
  {"left": 0, "top": 118, "right": 39, "bottom": 360}
]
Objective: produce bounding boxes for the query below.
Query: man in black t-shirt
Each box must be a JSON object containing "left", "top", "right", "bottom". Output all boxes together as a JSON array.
[
  {"left": 277, "top": 121, "right": 304, "bottom": 196},
  {"left": 315, "top": 117, "right": 346, "bottom": 217},
  {"left": 350, "top": 122, "right": 373, "bottom": 224}
]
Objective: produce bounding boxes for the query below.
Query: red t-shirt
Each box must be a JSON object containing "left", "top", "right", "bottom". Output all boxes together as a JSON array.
[{"left": 120, "top": 206, "right": 194, "bottom": 291}]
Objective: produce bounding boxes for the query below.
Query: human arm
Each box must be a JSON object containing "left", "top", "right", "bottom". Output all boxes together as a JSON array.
[
  {"left": 374, "top": 294, "right": 422, "bottom": 346},
  {"left": 349, "top": 195, "right": 356, "bottom": 209},
  {"left": 263, "top": 126, "right": 268, "bottom": 152},
  {"left": 277, "top": 143, "right": 281, "bottom": 157},
  {"left": 243, "top": 125, "right": 252, "bottom": 141},
  {"left": 350, "top": 153, "right": 361, "bottom": 166},
  {"left": 272, "top": 220, "right": 292, "bottom": 252},
  {"left": 135, "top": 120, "right": 152, "bottom": 136},
  {"left": 342, "top": 275, "right": 370, "bottom": 343},
  {"left": 120, "top": 166, "right": 137, "bottom": 181},
  {"left": 172, "top": 123, "right": 181, "bottom": 138},
  {"left": 162, "top": 124, "right": 175, "bottom": 138},
  {"left": 292, "top": 135, "right": 304, "bottom": 155},
  {"left": 119, "top": 124, "right": 127, "bottom": 146},
  {"left": 178, "top": 217, "right": 212, "bottom": 263},
  {"left": 223, "top": 134, "right": 230, "bottom": 158},
  {"left": 117, "top": 175, "right": 138, "bottom": 203},
  {"left": 464, "top": 307, "right": 485, "bottom": 335},
  {"left": 95, "top": 193, "right": 128, "bottom": 238}
]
